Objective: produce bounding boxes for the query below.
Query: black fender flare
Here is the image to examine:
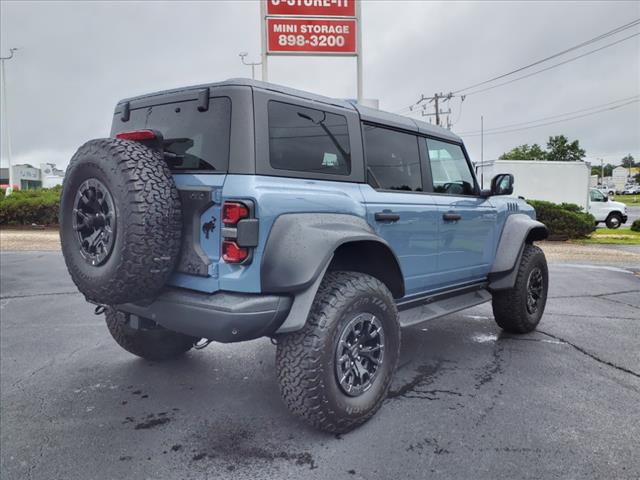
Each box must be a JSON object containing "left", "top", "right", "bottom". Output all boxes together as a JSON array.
[
  {"left": 489, "top": 213, "right": 548, "bottom": 290},
  {"left": 261, "top": 213, "right": 403, "bottom": 295}
]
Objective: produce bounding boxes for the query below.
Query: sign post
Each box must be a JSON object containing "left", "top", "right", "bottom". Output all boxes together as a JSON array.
[
  {"left": 260, "top": 0, "right": 268, "bottom": 82},
  {"left": 261, "top": 0, "right": 362, "bottom": 102}
]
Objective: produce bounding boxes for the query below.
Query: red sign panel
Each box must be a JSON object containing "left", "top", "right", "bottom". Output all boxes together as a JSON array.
[
  {"left": 267, "top": 18, "right": 356, "bottom": 54},
  {"left": 266, "top": 0, "right": 355, "bottom": 18}
]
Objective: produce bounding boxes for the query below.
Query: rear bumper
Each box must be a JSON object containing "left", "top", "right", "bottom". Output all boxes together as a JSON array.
[{"left": 118, "top": 289, "right": 292, "bottom": 343}]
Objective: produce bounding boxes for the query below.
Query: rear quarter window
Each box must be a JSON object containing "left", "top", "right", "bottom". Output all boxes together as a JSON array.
[
  {"left": 111, "top": 96, "right": 231, "bottom": 172},
  {"left": 267, "top": 100, "right": 351, "bottom": 176}
]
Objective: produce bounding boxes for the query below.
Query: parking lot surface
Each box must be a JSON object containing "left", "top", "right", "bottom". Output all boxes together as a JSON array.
[{"left": 1, "top": 251, "right": 639, "bottom": 480}]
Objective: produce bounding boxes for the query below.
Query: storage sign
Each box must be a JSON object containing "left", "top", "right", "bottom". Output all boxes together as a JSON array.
[
  {"left": 266, "top": 0, "right": 355, "bottom": 18},
  {"left": 267, "top": 18, "right": 356, "bottom": 54}
]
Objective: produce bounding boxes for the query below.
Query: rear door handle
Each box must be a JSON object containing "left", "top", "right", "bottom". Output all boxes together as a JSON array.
[
  {"left": 375, "top": 211, "right": 400, "bottom": 222},
  {"left": 442, "top": 212, "right": 462, "bottom": 222}
]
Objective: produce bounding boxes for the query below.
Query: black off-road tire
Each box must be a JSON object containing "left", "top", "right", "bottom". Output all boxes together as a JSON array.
[
  {"left": 60, "top": 138, "right": 182, "bottom": 305},
  {"left": 276, "top": 271, "right": 401, "bottom": 434},
  {"left": 105, "top": 308, "right": 197, "bottom": 361},
  {"left": 492, "top": 244, "right": 548, "bottom": 334},
  {"left": 605, "top": 212, "right": 623, "bottom": 229}
]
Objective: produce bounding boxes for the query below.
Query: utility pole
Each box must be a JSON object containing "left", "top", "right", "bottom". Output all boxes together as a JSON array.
[
  {"left": 1, "top": 47, "right": 18, "bottom": 195},
  {"left": 480, "top": 115, "right": 484, "bottom": 189},
  {"left": 600, "top": 158, "right": 604, "bottom": 186},
  {"left": 409, "top": 92, "right": 456, "bottom": 128}
]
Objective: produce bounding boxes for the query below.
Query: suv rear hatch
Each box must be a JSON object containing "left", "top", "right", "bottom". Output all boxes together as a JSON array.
[{"left": 111, "top": 90, "right": 231, "bottom": 294}]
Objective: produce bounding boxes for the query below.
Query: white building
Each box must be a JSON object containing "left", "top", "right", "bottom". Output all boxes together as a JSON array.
[
  {"left": 0, "top": 163, "right": 65, "bottom": 190},
  {"left": 40, "top": 163, "right": 65, "bottom": 188},
  {"left": 611, "top": 166, "right": 629, "bottom": 192}
]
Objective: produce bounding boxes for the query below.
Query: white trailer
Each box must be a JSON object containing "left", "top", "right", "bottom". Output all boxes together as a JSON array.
[{"left": 475, "top": 160, "right": 591, "bottom": 209}]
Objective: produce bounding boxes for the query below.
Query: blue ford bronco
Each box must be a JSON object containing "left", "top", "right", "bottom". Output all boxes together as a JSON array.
[{"left": 60, "top": 79, "right": 548, "bottom": 433}]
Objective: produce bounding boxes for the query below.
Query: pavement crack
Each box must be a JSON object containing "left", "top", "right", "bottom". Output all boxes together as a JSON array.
[
  {"left": 0, "top": 291, "right": 80, "bottom": 300},
  {"left": 545, "top": 312, "right": 639, "bottom": 321},
  {"left": 538, "top": 330, "right": 640, "bottom": 379},
  {"left": 549, "top": 289, "right": 640, "bottom": 301},
  {"left": 596, "top": 295, "right": 640, "bottom": 311}
]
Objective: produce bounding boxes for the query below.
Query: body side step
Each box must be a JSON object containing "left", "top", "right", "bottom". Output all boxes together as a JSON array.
[{"left": 398, "top": 289, "right": 492, "bottom": 329}]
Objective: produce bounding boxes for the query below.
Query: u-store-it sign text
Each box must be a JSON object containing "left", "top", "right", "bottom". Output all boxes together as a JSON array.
[{"left": 266, "top": 0, "right": 356, "bottom": 18}]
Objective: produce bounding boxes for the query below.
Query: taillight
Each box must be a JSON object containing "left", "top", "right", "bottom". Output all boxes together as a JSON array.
[
  {"left": 116, "top": 129, "right": 157, "bottom": 141},
  {"left": 222, "top": 201, "right": 249, "bottom": 226},
  {"left": 220, "top": 200, "right": 256, "bottom": 265},
  {"left": 222, "top": 240, "right": 249, "bottom": 263}
]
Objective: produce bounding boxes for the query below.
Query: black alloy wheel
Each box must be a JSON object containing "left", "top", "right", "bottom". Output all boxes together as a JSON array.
[
  {"left": 72, "top": 178, "right": 116, "bottom": 266},
  {"left": 335, "top": 312, "right": 385, "bottom": 397},
  {"left": 525, "top": 267, "right": 544, "bottom": 315}
]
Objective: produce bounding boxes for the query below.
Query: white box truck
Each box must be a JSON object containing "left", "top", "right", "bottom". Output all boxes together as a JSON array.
[
  {"left": 475, "top": 160, "right": 628, "bottom": 228},
  {"left": 475, "top": 160, "right": 590, "bottom": 208}
]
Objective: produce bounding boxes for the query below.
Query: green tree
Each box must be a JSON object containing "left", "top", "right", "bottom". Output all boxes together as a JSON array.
[
  {"left": 634, "top": 172, "right": 640, "bottom": 184},
  {"left": 545, "top": 135, "right": 585, "bottom": 162},
  {"left": 499, "top": 143, "right": 547, "bottom": 160},
  {"left": 590, "top": 163, "right": 614, "bottom": 177},
  {"left": 621, "top": 154, "right": 636, "bottom": 168}
]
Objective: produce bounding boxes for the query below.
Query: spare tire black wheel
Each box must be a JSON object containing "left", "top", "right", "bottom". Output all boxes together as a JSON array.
[{"left": 60, "top": 138, "right": 182, "bottom": 305}]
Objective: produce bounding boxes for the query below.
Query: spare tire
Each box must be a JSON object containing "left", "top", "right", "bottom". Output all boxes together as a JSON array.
[{"left": 60, "top": 138, "right": 182, "bottom": 305}]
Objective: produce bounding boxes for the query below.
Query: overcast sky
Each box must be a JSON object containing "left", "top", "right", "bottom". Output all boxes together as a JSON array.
[{"left": 1, "top": 0, "right": 639, "bottom": 171}]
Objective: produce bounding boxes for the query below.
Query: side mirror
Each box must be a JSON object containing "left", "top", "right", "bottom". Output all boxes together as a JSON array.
[{"left": 490, "top": 173, "right": 514, "bottom": 196}]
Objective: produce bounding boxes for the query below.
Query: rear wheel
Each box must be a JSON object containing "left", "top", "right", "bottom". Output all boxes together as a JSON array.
[
  {"left": 105, "top": 308, "right": 198, "bottom": 361},
  {"left": 605, "top": 212, "right": 623, "bottom": 229},
  {"left": 492, "top": 244, "right": 548, "bottom": 334},
  {"left": 276, "top": 271, "right": 400, "bottom": 434}
]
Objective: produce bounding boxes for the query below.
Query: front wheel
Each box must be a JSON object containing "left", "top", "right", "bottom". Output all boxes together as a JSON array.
[
  {"left": 276, "top": 271, "right": 400, "bottom": 434},
  {"left": 605, "top": 212, "right": 623, "bottom": 229},
  {"left": 492, "top": 244, "right": 548, "bottom": 334}
]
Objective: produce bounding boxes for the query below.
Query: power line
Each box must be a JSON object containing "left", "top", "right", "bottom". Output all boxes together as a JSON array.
[
  {"left": 457, "top": 94, "right": 640, "bottom": 135},
  {"left": 462, "top": 32, "right": 640, "bottom": 97},
  {"left": 458, "top": 99, "right": 639, "bottom": 137},
  {"left": 395, "top": 19, "right": 640, "bottom": 124},
  {"left": 452, "top": 18, "right": 640, "bottom": 94}
]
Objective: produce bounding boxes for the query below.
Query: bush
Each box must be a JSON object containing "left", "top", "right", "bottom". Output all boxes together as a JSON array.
[
  {"left": 528, "top": 199, "right": 596, "bottom": 240},
  {"left": 0, "top": 186, "right": 62, "bottom": 226},
  {"left": 631, "top": 219, "right": 640, "bottom": 232},
  {"left": 558, "top": 202, "right": 583, "bottom": 213}
]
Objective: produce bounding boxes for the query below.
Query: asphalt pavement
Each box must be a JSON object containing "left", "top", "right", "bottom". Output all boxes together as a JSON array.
[{"left": 1, "top": 251, "right": 639, "bottom": 480}]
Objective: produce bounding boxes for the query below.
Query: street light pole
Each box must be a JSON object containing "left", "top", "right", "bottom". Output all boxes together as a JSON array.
[
  {"left": 239, "top": 52, "right": 262, "bottom": 81},
  {"left": 1, "top": 47, "right": 17, "bottom": 195}
]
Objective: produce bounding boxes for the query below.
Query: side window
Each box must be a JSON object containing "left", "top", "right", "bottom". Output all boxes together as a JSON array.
[
  {"left": 590, "top": 189, "right": 605, "bottom": 202},
  {"left": 268, "top": 101, "right": 351, "bottom": 175},
  {"left": 426, "top": 139, "right": 476, "bottom": 195},
  {"left": 363, "top": 124, "right": 422, "bottom": 192}
]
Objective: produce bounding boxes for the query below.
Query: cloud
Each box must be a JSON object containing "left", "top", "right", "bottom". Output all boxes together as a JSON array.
[{"left": 1, "top": 0, "right": 638, "bottom": 170}]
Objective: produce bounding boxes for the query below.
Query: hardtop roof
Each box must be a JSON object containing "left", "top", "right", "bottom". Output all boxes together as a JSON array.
[{"left": 117, "top": 78, "right": 462, "bottom": 143}]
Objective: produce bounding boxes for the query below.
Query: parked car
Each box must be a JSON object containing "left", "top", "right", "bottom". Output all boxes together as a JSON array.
[
  {"left": 59, "top": 79, "right": 549, "bottom": 433},
  {"left": 589, "top": 188, "right": 628, "bottom": 228},
  {"left": 623, "top": 185, "right": 640, "bottom": 195},
  {"left": 597, "top": 185, "right": 616, "bottom": 196}
]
